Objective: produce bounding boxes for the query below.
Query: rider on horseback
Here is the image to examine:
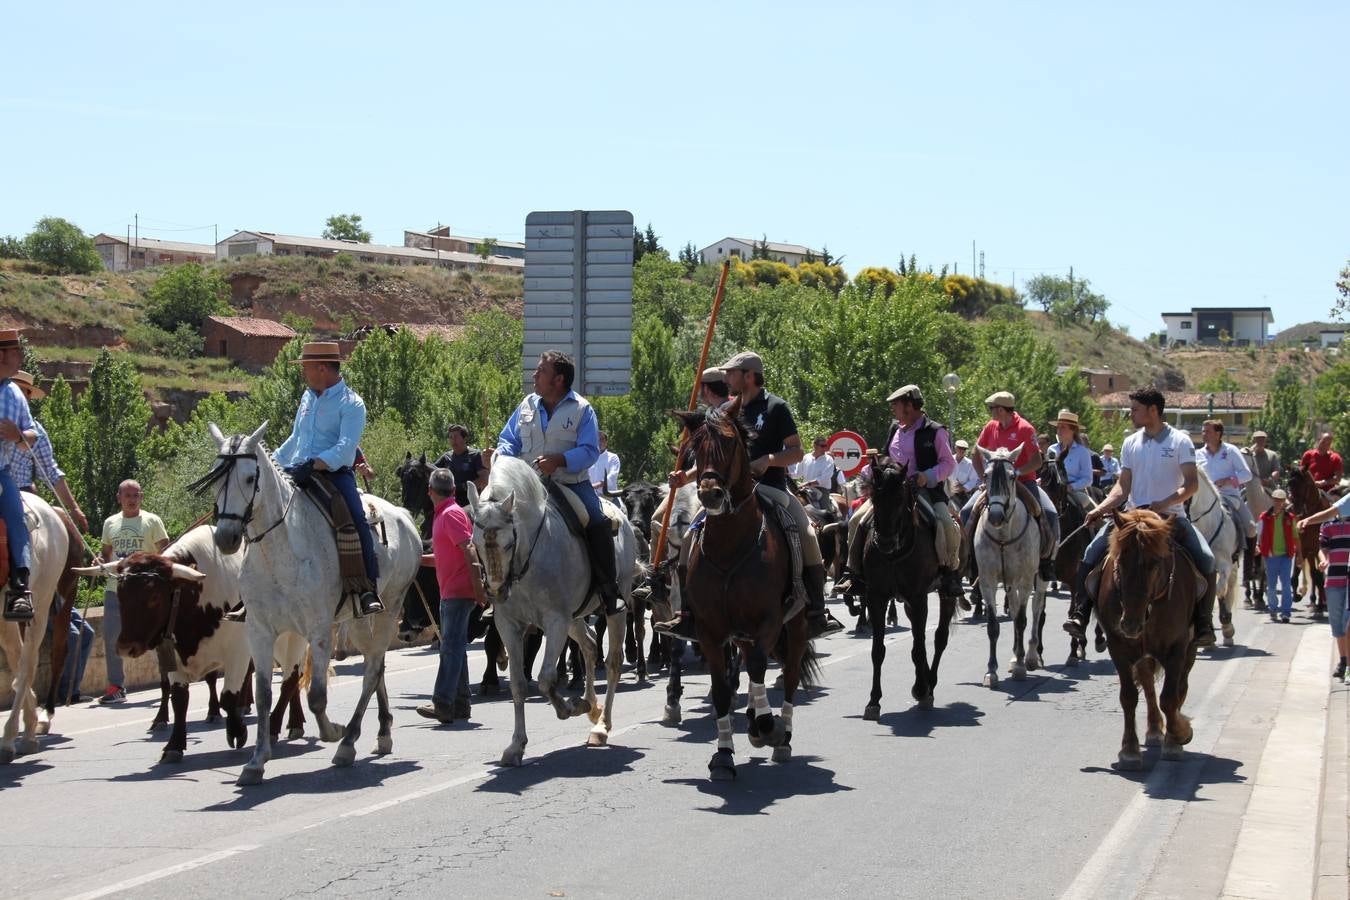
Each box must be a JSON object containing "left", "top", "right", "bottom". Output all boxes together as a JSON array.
[
  {"left": 0, "top": 328, "right": 40, "bottom": 621},
  {"left": 496, "top": 351, "right": 624, "bottom": 617},
  {"left": 659, "top": 350, "right": 843, "bottom": 640},
  {"left": 1063, "top": 387, "right": 1219, "bottom": 648},
  {"left": 1197, "top": 419, "right": 1257, "bottom": 540},
  {"left": 1247, "top": 430, "right": 1281, "bottom": 492},
  {"left": 958, "top": 391, "right": 1060, "bottom": 582},
  {"left": 1050, "top": 410, "right": 1094, "bottom": 515},
  {"left": 835, "top": 384, "right": 965, "bottom": 604}
]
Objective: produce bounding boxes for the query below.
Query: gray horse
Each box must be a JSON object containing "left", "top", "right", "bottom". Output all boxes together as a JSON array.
[{"left": 468, "top": 455, "right": 640, "bottom": 767}]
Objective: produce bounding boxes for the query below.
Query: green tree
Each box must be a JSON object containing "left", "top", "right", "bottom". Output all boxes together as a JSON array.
[
  {"left": 1335, "top": 260, "right": 1349, "bottom": 321},
  {"left": 752, "top": 235, "right": 771, "bottom": 260},
  {"left": 76, "top": 349, "right": 152, "bottom": 525},
  {"left": 677, "top": 241, "right": 701, "bottom": 275},
  {"left": 23, "top": 217, "right": 103, "bottom": 275},
  {"left": 1195, "top": 370, "right": 1242, "bottom": 394},
  {"left": 632, "top": 222, "right": 662, "bottom": 264},
  {"left": 0, "top": 235, "right": 28, "bottom": 259},
  {"left": 322, "top": 213, "right": 371, "bottom": 243},
  {"left": 144, "top": 262, "right": 231, "bottom": 332},
  {"left": 474, "top": 237, "right": 498, "bottom": 260},
  {"left": 1025, "top": 272, "right": 1109, "bottom": 325},
  {"left": 1252, "top": 365, "right": 1307, "bottom": 463}
]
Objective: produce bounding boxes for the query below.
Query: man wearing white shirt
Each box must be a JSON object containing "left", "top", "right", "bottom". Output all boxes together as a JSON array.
[
  {"left": 589, "top": 431, "right": 621, "bottom": 495},
  {"left": 1196, "top": 419, "right": 1256, "bottom": 539},
  {"left": 795, "top": 437, "right": 840, "bottom": 491},
  {"left": 949, "top": 439, "right": 981, "bottom": 498}
]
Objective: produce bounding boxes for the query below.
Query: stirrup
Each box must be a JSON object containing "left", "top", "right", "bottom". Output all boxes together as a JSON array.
[
  {"left": 3, "top": 591, "right": 34, "bottom": 622},
  {"left": 654, "top": 612, "right": 697, "bottom": 641},
  {"left": 224, "top": 603, "right": 247, "bottom": 623},
  {"left": 359, "top": 592, "right": 385, "bottom": 616},
  {"left": 808, "top": 609, "right": 844, "bottom": 638},
  {"left": 1062, "top": 616, "right": 1088, "bottom": 640}
]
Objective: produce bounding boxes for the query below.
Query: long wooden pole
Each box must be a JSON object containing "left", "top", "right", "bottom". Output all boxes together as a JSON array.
[{"left": 650, "top": 260, "right": 730, "bottom": 569}]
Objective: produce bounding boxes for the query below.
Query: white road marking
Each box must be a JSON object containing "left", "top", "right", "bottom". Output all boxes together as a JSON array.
[{"left": 61, "top": 846, "right": 259, "bottom": 900}]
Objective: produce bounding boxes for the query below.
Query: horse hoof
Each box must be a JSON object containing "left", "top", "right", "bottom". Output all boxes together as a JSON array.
[
  {"left": 1065, "top": 654, "right": 1079, "bottom": 668},
  {"left": 747, "top": 729, "right": 766, "bottom": 749},
  {"left": 1026, "top": 656, "right": 1042, "bottom": 672},
  {"left": 287, "top": 727, "right": 305, "bottom": 741},
  {"left": 918, "top": 694, "right": 934, "bottom": 711},
  {"left": 321, "top": 725, "right": 345, "bottom": 743},
  {"left": 478, "top": 682, "right": 500, "bottom": 696},
  {"left": 149, "top": 720, "right": 168, "bottom": 732},
  {"left": 587, "top": 730, "right": 608, "bottom": 747},
  {"left": 661, "top": 705, "right": 682, "bottom": 726},
  {"left": 983, "top": 673, "right": 999, "bottom": 688},
  {"left": 160, "top": 750, "right": 184, "bottom": 764},
  {"left": 35, "top": 721, "right": 50, "bottom": 736},
  {"left": 708, "top": 750, "right": 736, "bottom": 781},
  {"left": 1145, "top": 731, "right": 1163, "bottom": 748},
  {"left": 765, "top": 717, "right": 787, "bottom": 748},
  {"left": 1115, "top": 753, "right": 1143, "bottom": 771},
  {"left": 236, "top": 766, "right": 265, "bottom": 786},
  {"left": 374, "top": 735, "right": 393, "bottom": 756},
  {"left": 500, "top": 748, "right": 525, "bottom": 768},
  {"left": 772, "top": 744, "right": 792, "bottom": 763},
  {"left": 1011, "top": 664, "right": 1027, "bottom": 681},
  {"left": 1160, "top": 742, "right": 1184, "bottom": 762},
  {"left": 19, "top": 738, "right": 39, "bottom": 756},
  {"left": 206, "top": 712, "right": 220, "bottom": 724},
  {"left": 863, "top": 704, "right": 880, "bottom": 721},
  {"left": 331, "top": 744, "right": 357, "bottom": 767}
]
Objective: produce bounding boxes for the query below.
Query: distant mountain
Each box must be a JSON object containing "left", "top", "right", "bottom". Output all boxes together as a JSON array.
[{"left": 1272, "top": 321, "right": 1344, "bottom": 347}]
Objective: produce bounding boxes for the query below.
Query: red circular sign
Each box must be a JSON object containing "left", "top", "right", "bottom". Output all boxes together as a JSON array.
[{"left": 827, "top": 430, "right": 868, "bottom": 477}]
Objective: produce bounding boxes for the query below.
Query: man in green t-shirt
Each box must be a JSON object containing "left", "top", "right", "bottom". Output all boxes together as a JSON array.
[{"left": 95, "top": 479, "right": 169, "bottom": 704}]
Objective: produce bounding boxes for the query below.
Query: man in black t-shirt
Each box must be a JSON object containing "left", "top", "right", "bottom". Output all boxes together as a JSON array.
[
  {"left": 658, "top": 350, "right": 843, "bottom": 640},
  {"left": 432, "top": 424, "right": 490, "bottom": 507}
]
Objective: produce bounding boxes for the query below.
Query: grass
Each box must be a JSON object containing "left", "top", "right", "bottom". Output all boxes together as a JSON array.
[
  {"left": 0, "top": 267, "right": 150, "bottom": 330},
  {"left": 215, "top": 254, "right": 522, "bottom": 307},
  {"left": 32, "top": 344, "right": 254, "bottom": 395}
]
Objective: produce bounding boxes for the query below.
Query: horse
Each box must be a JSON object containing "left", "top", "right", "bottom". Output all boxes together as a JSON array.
[
  {"left": 467, "top": 455, "right": 639, "bottom": 766},
  {"left": 671, "top": 401, "right": 821, "bottom": 781},
  {"left": 797, "top": 481, "right": 844, "bottom": 577},
  {"left": 1096, "top": 508, "right": 1200, "bottom": 769},
  {"left": 0, "top": 492, "right": 72, "bottom": 764},
  {"left": 201, "top": 422, "right": 422, "bottom": 785},
  {"left": 1188, "top": 465, "right": 1242, "bottom": 646},
  {"left": 858, "top": 456, "right": 951, "bottom": 719},
  {"left": 1288, "top": 465, "right": 1328, "bottom": 618},
  {"left": 973, "top": 443, "right": 1044, "bottom": 687},
  {"left": 1040, "top": 460, "right": 1101, "bottom": 665},
  {"left": 1242, "top": 477, "right": 1272, "bottom": 609}
]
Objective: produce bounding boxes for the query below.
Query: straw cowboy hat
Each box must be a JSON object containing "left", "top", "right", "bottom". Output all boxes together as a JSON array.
[
  {"left": 1055, "top": 409, "right": 1080, "bottom": 428},
  {"left": 291, "top": 341, "right": 344, "bottom": 364},
  {"left": 11, "top": 370, "right": 45, "bottom": 400}
]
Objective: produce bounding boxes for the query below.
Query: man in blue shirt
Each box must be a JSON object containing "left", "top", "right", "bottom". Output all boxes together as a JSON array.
[
  {"left": 239, "top": 342, "right": 382, "bottom": 618},
  {"left": 0, "top": 329, "right": 41, "bottom": 621},
  {"left": 497, "top": 351, "right": 623, "bottom": 616}
]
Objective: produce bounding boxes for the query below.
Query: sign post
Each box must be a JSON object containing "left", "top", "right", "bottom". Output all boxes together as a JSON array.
[
  {"left": 523, "top": 210, "right": 634, "bottom": 397},
  {"left": 826, "top": 430, "right": 868, "bottom": 478}
]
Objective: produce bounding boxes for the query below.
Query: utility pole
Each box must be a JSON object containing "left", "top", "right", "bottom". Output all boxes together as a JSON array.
[
  {"left": 979, "top": 251, "right": 985, "bottom": 279},
  {"left": 972, "top": 240, "right": 976, "bottom": 276}
]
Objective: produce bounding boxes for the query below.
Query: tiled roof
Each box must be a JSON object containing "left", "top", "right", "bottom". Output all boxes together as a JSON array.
[
  {"left": 1096, "top": 391, "right": 1267, "bottom": 410},
  {"left": 206, "top": 316, "right": 297, "bottom": 338}
]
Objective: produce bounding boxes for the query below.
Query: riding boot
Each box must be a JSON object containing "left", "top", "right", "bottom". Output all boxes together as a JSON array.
[
  {"left": 833, "top": 566, "right": 864, "bottom": 599},
  {"left": 939, "top": 567, "right": 968, "bottom": 610},
  {"left": 584, "top": 521, "right": 625, "bottom": 616},
  {"left": 1061, "top": 560, "right": 1094, "bottom": 640},
  {"left": 1192, "top": 570, "right": 1218, "bottom": 648},
  {"left": 224, "top": 601, "right": 247, "bottom": 623},
  {"left": 1038, "top": 555, "right": 1056, "bottom": 582},
  {"left": 804, "top": 563, "right": 844, "bottom": 638},
  {"left": 3, "top": 567, "right": 33, "bottom": 622},
  {"left": 359, "top": 590, "right": 385, "bottom": 617}
]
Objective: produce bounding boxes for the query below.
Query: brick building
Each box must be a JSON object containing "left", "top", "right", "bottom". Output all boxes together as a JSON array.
[{"left": 202, "top": 316, "right": 297, "bottom": 370}]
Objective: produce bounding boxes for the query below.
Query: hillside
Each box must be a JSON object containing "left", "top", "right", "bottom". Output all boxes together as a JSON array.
[
  {"left": 1024, "top": 311, "right": 1183, "bottom": 389},
  {"left": 1272, "top": 320, "right": 1344, "bottom": 347}
]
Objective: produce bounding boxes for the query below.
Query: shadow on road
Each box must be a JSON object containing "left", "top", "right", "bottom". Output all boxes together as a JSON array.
[
  {"left": 1081, "top": 750, "right": 1246, "bottom": 800},
  {"left": 101, "top": 737, "right": 321, "bottom": 783},
  {"left": 955, "top": 671, "right": 1080, "bottom": 702},
  {"left": 476, "top": 744, "right": 644, "bottom": 796},
  {"left": 846, "top": 700, "right": 985, "bottom": 738},
  {"left": 664, "top": 755, "right": 853, "bottom": 815},
  {"left": 1196, "top": 645, "right": 1273, "bottom": 662},
  {"left": 199, "top": 757, "right": 423, "bottom": 811},
  {"left": 0, "top": 758, "right": 54, "bottom": 789}
]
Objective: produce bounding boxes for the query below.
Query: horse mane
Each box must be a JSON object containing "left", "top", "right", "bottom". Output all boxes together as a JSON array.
[
  {"left": 1108, "top": 508, "right": 1173, "bottom": 560},
  {"left": 1192, "top": 460, "right": 1220, "bottom": 501},
  {"left": 482, "top": 454, "right": 547, "bottom": 509}
]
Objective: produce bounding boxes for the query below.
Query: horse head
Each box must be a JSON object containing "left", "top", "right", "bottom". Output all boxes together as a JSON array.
[
  {"left": 202, "top": 421, "right": 270, "bottom": 555},
  {"left": 870, "top": 456, "right": 913, "bottom": 556},
  {"left": 396, "top": 451, "right": 434, "bottom": 516},
  {"left": 1107, "top": 508, "right": 1176, "bottom": 638},
  {"left": 980, "top": 442, "right": 1023, "bottom": 527},
  {"left": 469, "top": 487, "right": 517, "bottom": 598},
  {"left": 672, "top": 397, "right": 752, "bottom": 516}
]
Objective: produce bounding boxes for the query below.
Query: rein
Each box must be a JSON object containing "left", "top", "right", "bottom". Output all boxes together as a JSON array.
[
  {"left": 981, "top": 460, "right": 1032, "bottom": 576},
  {"left": 191, "top": 438, "right": 299, "bottom": 545},
  {"left": 1109, "top": 540, "right": 1177, "bottom": 632},
  {"left": 494, "top": 505, "right": 549, "bottom": 600}
]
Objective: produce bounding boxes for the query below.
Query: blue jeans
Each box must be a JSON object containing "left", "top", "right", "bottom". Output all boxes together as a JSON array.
[
  {"left": 433, "top": 598, "right": 474, "bottom": 707},
  {"left": 563, "top": 480, "right": 604, "bottom": 521},
  {"left": 1265, "top": 555, "right": 1294, "bottom": 616},
  {"left": 102, "top": 589, "right": 125, "bottom": 687},
  {"left": 1329, "top": 584, "right": 1349, "bottom": 639},
  {"left": 1082, "top": 514, "right": 1216, "bottom": 575},
  {"left": 47, "top": 607, "right": 94, "bottom": 697},
  {"left": 0, "top": 467, "right": 30, "bottom": 574},
  {"left": 294, "top": 467, "right": 380, "bottom": 582}
]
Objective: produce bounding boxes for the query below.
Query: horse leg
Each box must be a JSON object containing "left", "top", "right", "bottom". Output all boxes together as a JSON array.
[
  {"left": 590, "top": 610, "right": 625, "bottom": 746},
  {"left": 624, "top": 609, "right": 637, "bottom": 666},
  {"left": 1009, "top": 589, "right": 1028, "bottom": 681},
  {"left": 337, "top": 613, "right": 399, "bottom": 765},
  {"left": 287, "top": 683, "right": 305, "bottom": 740},
  {"left": 150, "top": 671, "right": 170, "bottom": 731},
  {"left": 161, "top": 679, "right": 190, "bottom": 764},
  {"left": 496, "top": 617, "right": 530, "bottom": 767},
  {"left": 1027, "top": 579, "right": 1045, "bottom": 671},
  {"left": 538, "top": 616, "right": 587, "bottom": 721},
  {"left": 303, "top": 627, "right": 344, "bottom": 744},
  {"left": 662, "top": 638, "right": 684, "bottom": 726},
  {"left": 632, "top": 596, "right": 648, "bottom": 682},
  {"left": 772, "top": 615, "right": 807, "bottom": 762},
  {"left": 269, "top": 664, "right": 300, "bottom": 740},
  {"left": 479, "top": 623, "right": 502, "bottom": 695},
  {"left": 238, "top": 629, "right": 276, "bottom": 786},
  {"left": 372, "top": 670, "right": 393, "bottom": 756},
  {"left": 702, "top": 640, "right": 737, "bottom": 781},
  {"left": 1158, "top": 650, "right": 1192, "bottom": 760},
  {"left": 929, "top": 588, "right": 956, "bottom": 697},
  {"left": 906, "top": 592, "right": 934, "bottom": 707},
  {"left": 568, "top": 618, "right": 600, "bottom": 723},
  {"left": 240, "top": 660, "right": 255, "bottom": 716},
  {"left": 982, "top": 574, "right": 1001, "bottom": 688},
  {"left": 864, "top": 590, "right": 887, "bottom": 720},
  {"left": 1138, "top": 659, "right": 1164, "bottom": 747},
  {"left": 1111, "top": 650, "right": 1142, "bottom": 770},
  {"left": 219, "top": 685, "right": 247, "bottom": 751},
  {"left": 206, "top": 670, "right": 222, "bottom": 723},
  {"left": 743, "top": 644, "right": 775, "bottom": 748}
]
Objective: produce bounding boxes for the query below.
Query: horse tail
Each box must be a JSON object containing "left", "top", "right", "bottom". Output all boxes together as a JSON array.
[{"left": 775, "top": 628, "right": 824, "bottom": 690}]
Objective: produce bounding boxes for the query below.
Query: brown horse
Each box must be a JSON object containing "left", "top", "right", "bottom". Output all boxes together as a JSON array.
[
  {"left": 1288, "top": 465, "right": 1328, "bottom": 617},
  {"left": 1097, "top": 509, "right": 1200, "bottom": 770},
  {"left": 672, "top": 400, "right": 821, "bottom": 782}
]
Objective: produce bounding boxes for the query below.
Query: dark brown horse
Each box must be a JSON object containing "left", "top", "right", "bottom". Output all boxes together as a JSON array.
[
  {"left": 859, "top": 457, "right": 950, "bottom": 718},
  {"left": 1097, "top": 509, "right": 1199, "bottom": 770},
  {"left": 673, "top": 400, "right": 820, "bottom": 781},
  {"left": 1039, "top": 461, "right": 1102, "bottom": 665},
  {"left": 1288, "top": 465, "right": 1328, "bottom": 617}
]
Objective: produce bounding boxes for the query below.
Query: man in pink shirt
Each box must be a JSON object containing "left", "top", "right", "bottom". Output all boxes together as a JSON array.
[
  {"left": 958, "top": 390, "right": 1060, "bottom": 580},
  {"left": 418, "top": 468, "right": 487, "bottom": 724}
]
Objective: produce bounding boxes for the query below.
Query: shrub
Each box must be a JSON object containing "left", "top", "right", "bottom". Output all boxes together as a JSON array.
[
  {"left": 23, "top": 217, "right": 103, "bottom": 275},
  {"left": 145, "top": 263, "right": 230, "bottom": 332}
]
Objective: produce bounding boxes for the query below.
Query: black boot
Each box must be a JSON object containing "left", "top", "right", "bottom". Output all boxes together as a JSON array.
[
  {"left": 804, "top": 564, "right": 843, "bottom": 638},
  {"left": 940, "top": 567, "right": 968, "bottom": 610},
  {"left": 359, "top": 590, "right": 385, "bottom": 616},
  {"left": 654, "top": 610, "right": 698, "bottom": 640},
  {"left": 224, "top": 601, "right": 247, "bottom": 623},
  {"left": 1192, "top": 570, "right": 1218, "bottom": 648},
  {"left": 833, "top": 566, "right": 864, "bottom": 599},
  {"left": 1039, "top": 556, "right": 1056, "bottom": 582},
  {"left": 3, "top": 568, "right": 33, "bottom": 622},
  {"left": 1062, "top": 561, "right": 1094, "bottom": 640},
  {"left": 584, "top": 522, "right": 625, "bottom": 616}
]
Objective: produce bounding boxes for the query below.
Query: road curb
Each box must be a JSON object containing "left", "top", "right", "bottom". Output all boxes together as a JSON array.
[{"left": 1315, "top": 663, "right": 1347, "bottom": 900}]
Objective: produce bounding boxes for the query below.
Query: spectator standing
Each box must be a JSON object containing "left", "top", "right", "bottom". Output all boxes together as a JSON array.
[
  {"left": 432, "top": 424, "right": 490, "bottom": 507},
  {"left": 1100, "top": 443, "right": 1121, "bottom": 490},
  {"left": 1300, "top": 492, "right": 1350, "bottom": 679},
  {"left": 1258, "top": 489, "right": 1300, "bottom": 623},
  {"left": 949, "top": 440, "right": 981, "bottom": 503},
  {"left": 47, "top": 602, "right": 95, "bottom": 702},
  {"left": 589, "top": 431, "right": 621, "bottom": 495},
  {"left": 417, "top": 468, "right": 487, "bottom": 724},
  {"left": 96, "top": 480, "right": 169, "bottom": 704}
]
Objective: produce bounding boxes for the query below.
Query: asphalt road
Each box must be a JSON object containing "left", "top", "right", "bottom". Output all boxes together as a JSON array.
[{"left": 0, "top": 589, "right": 1327, "bottom": 900}]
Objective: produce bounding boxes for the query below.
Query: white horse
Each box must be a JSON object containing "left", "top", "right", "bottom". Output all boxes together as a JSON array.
[
  {"left": 0, "top": 493, "right": 72, "bottom": 764},
  {"left": 1189, "top": 466, "right": 1241, "bottom": 647},
  {"left": 468, "top": 455, "right": 639, "bottom": 767},
  {"left": 973, "top": 443, "right": 1044, "bottom": 687},
  {"left": 204, "top": 423, "right": 421, "bottom": 785}
]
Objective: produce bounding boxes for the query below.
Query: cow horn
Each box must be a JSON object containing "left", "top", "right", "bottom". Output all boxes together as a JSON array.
[
  {"left": 72, "top": 560, "right": 124, "bottom": 577},
  {"left": 171, "top": 563, "right": 207, "bottom": 584}
]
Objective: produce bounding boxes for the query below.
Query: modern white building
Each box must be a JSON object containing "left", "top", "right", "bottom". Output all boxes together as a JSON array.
[
  {"left": 698, "top": 237, "right": 823, "bottom": 267},
  {"left": 1159, "top": 307, "right": 1273, "bottom": 347},
  {"left": 1320, "top": 329, "right": 1344, "bottom": 349}
]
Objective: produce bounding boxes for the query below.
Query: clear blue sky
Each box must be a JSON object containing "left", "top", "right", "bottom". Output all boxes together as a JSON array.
[{"left": 3, "top": 2, "right": 1346, "bottom": 337}]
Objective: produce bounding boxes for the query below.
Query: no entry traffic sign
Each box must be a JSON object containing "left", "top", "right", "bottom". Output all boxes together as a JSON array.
[{"left": 827, "top": 430, "right": 868, "bottom": 477}]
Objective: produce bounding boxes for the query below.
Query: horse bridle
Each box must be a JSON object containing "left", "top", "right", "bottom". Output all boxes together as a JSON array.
[
  {"left": 1112, "top": 543, "right": 1177, "bottom": 631},
  {"left": 483, "top": 502, "right": 548, "bottom": 601},
  {"left": 870, "top": 471, "right": 917, "bottom": 559},
  {"left": 189, "top": 437, "right": 296, "bottom": 545}
]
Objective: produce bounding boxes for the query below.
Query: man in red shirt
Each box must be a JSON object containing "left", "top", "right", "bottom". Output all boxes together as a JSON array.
[
  {"left": 1303, "top": 433, "right": 1344, "bottom": 493},
  {"left": 958, "top": 390, "right": 1060, "bottom": 580},
  {"left": 418, "top": 468, "right": 487, "bottom": 724}
]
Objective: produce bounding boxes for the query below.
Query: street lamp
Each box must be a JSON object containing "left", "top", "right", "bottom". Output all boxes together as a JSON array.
[
  {"left": 1302, "top": 336, "right": 1318, "bottom": 437},
  {"left": 943, "top": 372, "right": 961, "bottom": 449}
]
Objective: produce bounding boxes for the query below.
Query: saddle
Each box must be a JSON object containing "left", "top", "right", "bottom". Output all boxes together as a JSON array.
[
  {"left": 686, "top": 491, "right": 807, "bottom": 622},
  {"left": 0, "top": 500, "right": 42, "bottom": 588},
  {"left": 1087, "top": 541, "right": 1207, "bottom": 602},
  {"left": 542, "top": 479, "right": 623, "bottom": 537},
  {"left": 301, "top": 473, "right": 377, "bottom": 617}
]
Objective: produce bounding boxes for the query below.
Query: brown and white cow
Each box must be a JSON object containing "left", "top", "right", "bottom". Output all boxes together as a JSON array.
[{"left": 75, "top": 525, "right": 309, "bottom": 764}]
